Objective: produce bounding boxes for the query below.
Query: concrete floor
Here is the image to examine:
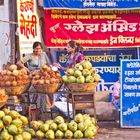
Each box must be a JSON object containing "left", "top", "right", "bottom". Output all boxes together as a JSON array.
[{"left": 94, "top": 121, "right": 140, "bottom": 140}]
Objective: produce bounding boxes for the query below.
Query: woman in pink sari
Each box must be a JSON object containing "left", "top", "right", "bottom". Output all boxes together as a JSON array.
[{"left": 54, "top": 40, "right": 84, "bottom": 102}]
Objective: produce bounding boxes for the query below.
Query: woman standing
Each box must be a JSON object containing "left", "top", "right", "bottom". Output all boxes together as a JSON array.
[
  {"left": 54, "top": 40, "right": 84, "bottom": 102},
  {"left": 17, "top": 41, "right": 51, "bottom": 120}
]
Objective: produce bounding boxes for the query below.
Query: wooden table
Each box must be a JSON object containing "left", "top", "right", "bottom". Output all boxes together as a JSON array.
[
  {"left": 71, "top": 91, "right": 96, "bottom": 119},
  {"left": 60, "top": 88, "right": 96, "bottom": 120}
]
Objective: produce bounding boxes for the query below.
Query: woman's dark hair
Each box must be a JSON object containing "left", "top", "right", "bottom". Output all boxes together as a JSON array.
[
  {"left": 76, "top": 43, "right": 83, "bottom": 54},
  {"left": 32, "top": 41, "right": 43, "bottom": 49},
  {"left": 68, "top": 40, "right": 76, "bottom": 48},
  {"left": 68, "top": 40, "right": 83, "bottom": 53}
]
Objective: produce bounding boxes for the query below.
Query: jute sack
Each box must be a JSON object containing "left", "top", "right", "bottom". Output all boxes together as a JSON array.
[
  {"left": 85, "top": 101, "right": 116, "bottom": 121},
  {"left": 95, "top": 91, "right": 109, "bottom": 102}
]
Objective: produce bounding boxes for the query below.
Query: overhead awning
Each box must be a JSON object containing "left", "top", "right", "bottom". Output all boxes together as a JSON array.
[{"left": 43, "top": 0, "right": 140, "bottom": 10}]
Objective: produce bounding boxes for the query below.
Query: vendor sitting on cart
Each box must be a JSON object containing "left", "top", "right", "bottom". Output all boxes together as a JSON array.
[{"left": 54, "top": 40, "right": 84, "bottom": 70}]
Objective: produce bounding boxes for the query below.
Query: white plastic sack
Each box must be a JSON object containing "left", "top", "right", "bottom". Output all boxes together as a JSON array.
[{"left": 55, "top": 101, "right": 73, "bottom": 118}]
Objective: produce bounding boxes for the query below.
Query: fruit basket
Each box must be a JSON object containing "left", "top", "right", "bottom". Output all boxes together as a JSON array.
[
  {"left": 66, "top": 82, "right": 98, "bottom": 92},
  {"left": 4, "top": 82, "right": 31, "bottom": 96},
  {"left": 33, "top": 83, "right": 61, "bottom": 94}
]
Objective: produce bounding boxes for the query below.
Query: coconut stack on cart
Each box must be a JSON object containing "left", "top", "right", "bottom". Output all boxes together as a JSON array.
[
  {"left": 30, "top": 65, "right": 62, "bottom": 94},
  {"left": 0, "top": 64, "right": 31, "bottom": 104},
  {"left": 0, "top": 64, "right": 30, "bottom": 95},
  {"left": 30, "top": 65, "right": 62, "bottom": 108},
  {"left": 62, "top": 60, "right": 100, "bottom": 92}
]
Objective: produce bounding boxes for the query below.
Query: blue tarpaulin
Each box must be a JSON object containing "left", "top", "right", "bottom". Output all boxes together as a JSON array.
[{"left": 43, "top": 0, "right": 140, "bottom": 10}]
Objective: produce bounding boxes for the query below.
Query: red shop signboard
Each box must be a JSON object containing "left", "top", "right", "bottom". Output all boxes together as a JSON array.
[{"left": 44, "top": 10, "right": 140, "bottom": 48}]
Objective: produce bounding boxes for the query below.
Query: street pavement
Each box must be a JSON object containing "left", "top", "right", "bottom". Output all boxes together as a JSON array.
[{"left": 94, "top": 121, "right": 140, "bottom": 140}]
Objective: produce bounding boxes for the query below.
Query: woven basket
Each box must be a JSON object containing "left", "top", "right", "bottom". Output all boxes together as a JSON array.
[
  {"left": 33, "top": 83, "right": 61, "bottom": 94},
  {"left": 66, "top": 82, "right": 98, "bottom": 92},
  {"left": 4, "top": 82, "right": 31, "bottom": 96}
]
